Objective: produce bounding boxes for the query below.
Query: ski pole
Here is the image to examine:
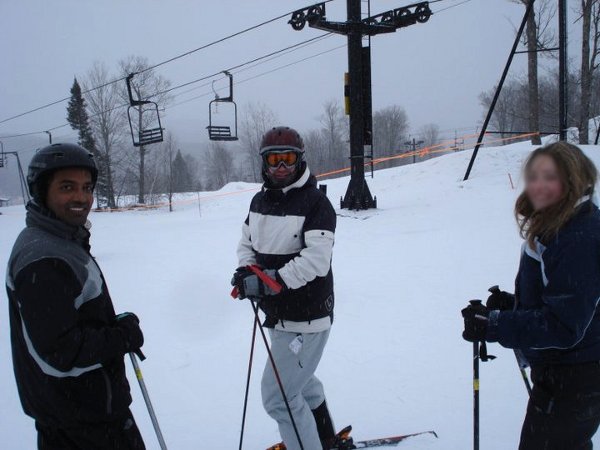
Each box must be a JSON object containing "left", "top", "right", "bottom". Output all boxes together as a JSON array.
[
  {"left": 249, "top": 299, "right": 305, "bottom": 450},
  {"left": 468, "top": 299, "right": 496, "bottom": 450},
  {"left": 129, "top": 352, "right": 168, "bottom": 450},
  {"left": 486, "top": 287, "right": 531, "bottom": 396},
  {"left": 238, "top": 315, "right": 259, "bottom": 450},
  {"left": 472, "top": 338, "right": 480, "bottom": 450},
  {"left": 231, "top": 265, "right": 304, "bottom": 450},
  {"left": 514, "top": 350, "right": 533, "bottom": 396}
]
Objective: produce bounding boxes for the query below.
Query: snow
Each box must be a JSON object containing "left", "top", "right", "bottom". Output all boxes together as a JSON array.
[{"left": 2, "top": 140, "right": 600, "bottom": 449}]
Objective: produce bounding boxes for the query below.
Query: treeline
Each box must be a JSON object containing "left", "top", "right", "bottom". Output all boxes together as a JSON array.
[
  {"left": 481, "top": 0, "right": 600, "bottom": 144},
  {"left": 480, "top": 71, "right": 600, "bottom": 140},
  {"left": 68, "top": 60, "right": 436, "bottom": 205},
  {"left": 202, "top": 100, "right": 442, "bottom": 191},
  {"left": 66, "top": 56, "right": 178, "bottom": 208}
]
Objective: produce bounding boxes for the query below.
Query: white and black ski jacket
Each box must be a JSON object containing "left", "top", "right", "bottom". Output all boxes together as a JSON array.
[{"left": 237, "top": 167, "right": 336, "bottom": 332}]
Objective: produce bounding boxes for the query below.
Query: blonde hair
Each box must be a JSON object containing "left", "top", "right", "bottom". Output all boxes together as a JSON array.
[{"left": 515, "top": 141, "right": 597, "bottom": 248}]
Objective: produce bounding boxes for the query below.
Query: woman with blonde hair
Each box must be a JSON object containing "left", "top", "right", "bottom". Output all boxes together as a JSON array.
[{"left": 462, "top": 141, "right": 600, "bottom": 449}]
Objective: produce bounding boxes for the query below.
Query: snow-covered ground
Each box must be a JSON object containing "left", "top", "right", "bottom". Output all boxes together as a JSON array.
[{"left": 2, "top": 140, "right": 600, "bottom": 450}]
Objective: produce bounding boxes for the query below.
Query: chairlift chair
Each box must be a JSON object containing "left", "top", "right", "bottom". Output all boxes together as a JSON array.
[
  {"left": 207, "top": 71, "right": 238, "bottom": 141},
  {"left": 126, "top": 73, "right": 165, "bottom": 147}
]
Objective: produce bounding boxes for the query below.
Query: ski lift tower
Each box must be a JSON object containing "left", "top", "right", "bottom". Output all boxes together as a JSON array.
[
  {"left": 289, "top": 1, "right": 432, "bottom": 210},
  {"left": 0, "top": 144, "right": 31, "bottom": 207}
]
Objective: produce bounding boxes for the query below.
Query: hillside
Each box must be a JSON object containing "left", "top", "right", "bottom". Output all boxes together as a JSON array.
[{"left": 2, "top": 141, "right": 600, "bottom": 449}]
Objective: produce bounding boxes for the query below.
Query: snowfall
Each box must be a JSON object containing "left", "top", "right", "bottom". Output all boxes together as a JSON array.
[{"left": 2, "top": 139, "right": 600, "bottom": 450}]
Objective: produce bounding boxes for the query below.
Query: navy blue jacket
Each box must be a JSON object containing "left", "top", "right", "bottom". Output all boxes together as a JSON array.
[{"left": 487, "top": 201, "right": 600, "bottom": 365}]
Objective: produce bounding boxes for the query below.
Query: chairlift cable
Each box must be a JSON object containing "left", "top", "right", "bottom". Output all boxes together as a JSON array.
[
  {"left": 0, "top": 1, "right": 336, "bottom": 126},
  {"left": 1, "top": 0, "right": 470, "bottom": 139}
]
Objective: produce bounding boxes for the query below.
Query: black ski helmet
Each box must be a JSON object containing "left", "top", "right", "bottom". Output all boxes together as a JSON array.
[{"left": 27, "top": 143, "right": 98, "bottom": 202}]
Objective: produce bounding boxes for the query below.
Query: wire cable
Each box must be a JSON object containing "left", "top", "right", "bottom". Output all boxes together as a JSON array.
[
  {"left": 0, "top": 0, "right": 475, "bottom": 140},
  {"left": 0, "top": 34, "right": 337, "bottom": 140},
  {"left": 150, "top": 33, "right": 332, "bottom": 99},
  {"left": 139, "top": 0, "right": 335, "bottom": 75},
  {"left": 0, "top": 1, "right": 335, "bottom": 126},
  {"left": 433, "top": 0, "right": 475, "bottom": 14},
  {"left": 169, "top": 43, "right": 347, "bottom": 108}
]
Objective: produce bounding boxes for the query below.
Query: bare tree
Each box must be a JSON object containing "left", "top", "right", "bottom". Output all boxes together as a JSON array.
[
  {"left": 419, "top": 123, "right": 440, "bottom": 148},
  {"left": 303, "top": 129, "right": 328, "bottom": 175},
  {"left": 239, "top": 102, "right": 278, "bottom": 182},
  {"left": 163, "top": 134, "right": 175, "bottom": 211},
  {"left": 511, "top": 0, "right": 556, "bottom": 144},
  {"left": 579, "top": 0, "right": 600, "bottom": 144},
  {"left": 184, "top": 153, "right": 202, "bottom": 191},
  {"left": 479, "top": 78, "right": 529, "bottom": 138},
  {"left": 319, "top": 100, "right": 348, "bottom": 172},
  {"left": 204, "top": 142, "right": 236, "bottom": 189},
  {"left": 119, "top": 55, "right": 171, "bottom": 204},
  {"left": 373, "top": 105, "right": 409, "bottom": 166},
  {"left": 83, "top": 61, "right": 128, "bottom": 208}
]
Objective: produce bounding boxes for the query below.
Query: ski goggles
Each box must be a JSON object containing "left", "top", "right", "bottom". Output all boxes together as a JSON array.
[{"left": 263, "top": 150, "right": 300, "bottom": 168}]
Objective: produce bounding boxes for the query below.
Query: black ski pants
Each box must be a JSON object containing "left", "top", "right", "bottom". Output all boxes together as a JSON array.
[
  {"left": 36, "top": 409, "right": 145, "bottom": 450},
  {"left": 519, "top": 362, "right": 600, "bottom": 450}
]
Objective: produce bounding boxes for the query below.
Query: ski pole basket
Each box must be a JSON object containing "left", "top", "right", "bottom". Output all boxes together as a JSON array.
[
  {"left": 126, "top": 73, "right": 165, "bottom": 147},
  {"left": 207, "top": 71, "right": 238, "bottom": 142}
]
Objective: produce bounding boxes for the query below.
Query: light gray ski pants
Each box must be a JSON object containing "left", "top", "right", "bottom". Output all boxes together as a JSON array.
[{"left": 261, "top": 328, "right": 330, "bottom": 450}]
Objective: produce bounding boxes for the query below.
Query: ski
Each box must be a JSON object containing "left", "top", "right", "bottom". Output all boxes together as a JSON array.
[
  {"left": 266, "top": 426, "right": 438, "bottom": 450},
  {"left": 350, "top": 430, "right": 438, "bottom": 448}
]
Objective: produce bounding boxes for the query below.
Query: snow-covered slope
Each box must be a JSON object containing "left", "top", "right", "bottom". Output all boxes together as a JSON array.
[{"left": 2, "top": 141, "right": 600, "bottom": 449}]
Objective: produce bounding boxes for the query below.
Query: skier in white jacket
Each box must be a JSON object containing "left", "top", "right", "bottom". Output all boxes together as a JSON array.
[{"left": 232, "top": 126, "right": 345, "bottom": 450}]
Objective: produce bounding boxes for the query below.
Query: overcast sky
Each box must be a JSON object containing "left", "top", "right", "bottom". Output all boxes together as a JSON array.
[{"left": 0, "top": 0, "right": 581, "bottom": 158}]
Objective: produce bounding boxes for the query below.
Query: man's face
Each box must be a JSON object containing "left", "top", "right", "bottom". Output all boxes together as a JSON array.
[
  {"left": 263, "top": 150, "right": 300, "bottom": 188},
  {"left": 45, "top": 168, "right": 94, "bottom": 227}
]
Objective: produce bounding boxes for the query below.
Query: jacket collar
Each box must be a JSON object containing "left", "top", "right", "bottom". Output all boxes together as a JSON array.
[
  {"left": 576, "top": 193, "right": 600, "bottom": 208},
  {"left": 263, "top": 166, "right": 314, "bottom": 194},
  {"left": 282, "top": 166, "right": 312, "bottom": 194},
  {"left": 26, "top": 201, "right": 91, "bottom": 250}
]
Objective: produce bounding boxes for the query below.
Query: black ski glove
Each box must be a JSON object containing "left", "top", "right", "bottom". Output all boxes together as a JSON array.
[
  {"left": 486, "top": 285, "right": 515, "bottom": 311},
  {"left": 114, "top": 312, "right": 144, "bottom": 354},
  {"left": 461, "top": 301, "right": 490, "bottom": 342},
  {"left": 231, "top": 267, "right": 281, "bottom": 300}
]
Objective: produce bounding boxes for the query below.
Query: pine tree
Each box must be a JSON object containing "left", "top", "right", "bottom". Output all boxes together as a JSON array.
[
  {"left": 66, "top": 78, "right": 112, "bottom": 207},
  {"left": 172, "top": 150, "right": 191, "bottom": 193}
]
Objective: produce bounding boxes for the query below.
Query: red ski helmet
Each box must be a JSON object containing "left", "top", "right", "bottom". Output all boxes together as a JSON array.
[
  {"left": 259, "top": 126, "right": 305, "bottom": 156},
  {"left": 259, "top": 126, "right": 306, "bottom": 188}
]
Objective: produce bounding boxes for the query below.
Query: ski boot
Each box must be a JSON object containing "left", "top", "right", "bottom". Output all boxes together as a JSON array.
[
  {"left": 266, "top": 427, "right": 354, "bottom": 450},
  {"left": 265, "top": 443, "right": 286, "bottom": 450},
  {"left": 327, "top": 425, "right": 355, "bottom": 449}
]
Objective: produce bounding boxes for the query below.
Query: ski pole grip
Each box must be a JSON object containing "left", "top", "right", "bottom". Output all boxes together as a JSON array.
[
  {"left": 248, "top": 265, "right": 283, "bottom": 294},
  {"left": 230, "top": 266, "right": 283, "bottom": 299},
  {"left": 134, "top": 349, "right": 146, "bottom": 361},
  {"left": 488, "top": 285, "right": 500, "bottom": 294}
]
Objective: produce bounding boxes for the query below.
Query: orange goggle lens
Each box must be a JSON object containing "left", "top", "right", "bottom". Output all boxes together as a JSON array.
[{"left": 265, "top": 151, "right": 299, "bottom": 167}]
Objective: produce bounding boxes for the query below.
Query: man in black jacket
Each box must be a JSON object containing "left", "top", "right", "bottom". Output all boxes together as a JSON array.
[
  {"left": 232, "top": 127, "right": 343, "bottom": 450},
  {"left": 6, "top": 143, "right": 146, "bottom": 450}
]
